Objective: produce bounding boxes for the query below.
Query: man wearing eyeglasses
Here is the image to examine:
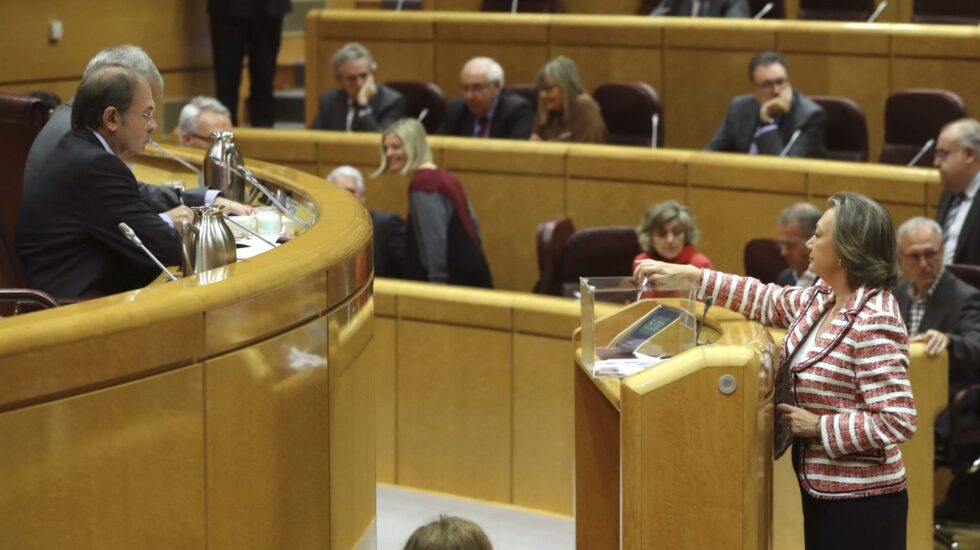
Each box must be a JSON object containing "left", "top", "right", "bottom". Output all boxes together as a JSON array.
[
  {"left": 706, "top": 51, "right": 825, "bottom": 158},
  {"left": 934, "top": 118, "right": 980, "bottom": 266},
  {"left": 17, "top": 67, "right": 184, "bottom": 298},
  {"left": 177, "top": 96, "right": 233, "bottom": 149},
  {"left": 894, "top": 215, "right": 980, "bottom": 523},
  {"left": 310, "top": 42, "right": 406, "bottom": 132},
  {"left": 439, "top": 57, "right": 534, "bottom": 140}
]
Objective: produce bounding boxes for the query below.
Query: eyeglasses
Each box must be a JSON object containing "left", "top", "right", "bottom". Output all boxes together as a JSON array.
[
  {"left": 901, "top": 249, "right": 940, "bottom": 262},
  {"left": 753, "top": 77, "right": 789, "bottom": 90},
  {"left": 462, "top": 82, "right": 491, "bottom": 94},
  {"left": 934, "top": 147, "right": 960, "bottom": 162}
]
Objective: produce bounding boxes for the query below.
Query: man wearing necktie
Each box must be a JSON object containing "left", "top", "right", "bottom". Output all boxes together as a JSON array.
[
  {"left": 934, "top": 118, "right": 980, "bottom": 266},
  {"left": 650, "top": 0, "right": 752, "bottom": 17},
  {"left": 439, "top": 57, "right": 534, "bottom": 140}
]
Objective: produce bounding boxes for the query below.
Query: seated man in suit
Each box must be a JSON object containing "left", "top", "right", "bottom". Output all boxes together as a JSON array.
[
  {"left": 706, "top": 51, "right": 825, "bottom": 158},
  {"left": 327, "top": 165, "right": 405, "bottom": 279},
  {"left": 894, "top": 216, "right": 980, "bottom": 522},
  {"left": 17, "top": 66, "right": 184, "bottom": 298},
  {"left": 934, "top": 118, "right": 980, "bottom": 266},
  {"left": 25, "top": 45, "right": 247, "bottom": 216},
  {"left": 775, "top": 202, "right": 820, "bottom": 287},
  {"left": 177, "top": 96, "right": 233, "bottom": 149},
  {"left": 310, "top": 42, "right": 406, "bottom": 132},
  {"left": 439, "top": 57, "right": 534, "bottom": 140},
  {"left": 650, "top": 0, "right": 751, "bottom": 17}
]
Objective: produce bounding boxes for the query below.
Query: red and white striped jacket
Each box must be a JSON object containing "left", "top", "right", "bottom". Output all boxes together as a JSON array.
[{"left": 700, "top": 270, "right": 917, "bottom": 499}]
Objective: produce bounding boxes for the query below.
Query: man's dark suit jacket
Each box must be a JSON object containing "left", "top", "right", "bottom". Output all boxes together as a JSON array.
[
  {"left": 705, "top": 90, "right": 826, "bottom": 159},
  {"left": 25, "top": 103, "right": 210, "bottom": 211},
  {"left": 438, "top": 92, "right": 534, "bottom": 140},
  {"left": 370, "top": 210, "right": 406, "bottom": 279},
  {"left": 651, "top": 0, "right": 751, "bottom": 17},
  {"left": 208, "top": 0, "right": 291, "bottom": 17},
  {"left": 936, "top": 185, "right": 980, "bottom": 265},
  {"left": 17, "top": 129, "right": 183, "bottom": 298},
  {"left": 310, "top": 84, "right": 406, "bottom": 132},
  {"left": 895, "top": 271, "right": 980, "bottom": 436}
]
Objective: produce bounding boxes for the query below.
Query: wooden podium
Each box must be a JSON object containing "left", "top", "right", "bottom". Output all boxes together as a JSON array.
[{"left": 575, "top": 301, "right": 775, "bottom": 550}]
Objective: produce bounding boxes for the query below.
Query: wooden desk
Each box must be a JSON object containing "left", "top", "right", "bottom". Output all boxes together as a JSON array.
[
  {"left": 0, "top": 148, "right": 375, "bottom": 550},
  {"left": 306, "top": 10, "right": 980, "bottom": 159}
]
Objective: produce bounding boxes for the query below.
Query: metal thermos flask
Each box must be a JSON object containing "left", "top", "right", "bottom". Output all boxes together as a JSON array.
[{"left": 203, "top": 131, "right": 245, "bottom": 203}]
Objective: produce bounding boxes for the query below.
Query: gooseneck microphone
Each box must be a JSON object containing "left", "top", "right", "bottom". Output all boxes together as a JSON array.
[
  {"left": 222, "top": 214, "right": 278, "bottom": 248},
  {"left": 867, "top": 0, "right": 888, "bottom": 23},
  {"left": 418, "top": 108, "right": 429, "bottom": 123},
  {"left": 695, "top": 296, "right": 714, "bottom": 345},
  {"left": 148, "top": 140, "right": 203, "bottom": 176},
  {"left": 779, "top": 129, "right": 802, "bottom": 157},
  {"left": 118, "top": 222, "right": 179, "bottom": 281},
  {"left": 511, "top": 0, "right": 519, "bottom": 13},
  {"left": 753, "top": 2, "right": 774, "bottom": 19},
  {"left": 219, "top": 161, "right": 311, "bottom": 230},
  {"left": 651, "top": 113, "right": 660, "bottom": 149},
  {"left": 907, "top": 138, "right": 935, "bottom": 167}
]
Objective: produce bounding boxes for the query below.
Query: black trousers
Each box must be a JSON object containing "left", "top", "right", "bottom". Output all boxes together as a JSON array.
[
  {"left": 800, "top": 488, "right": 908, "bottom": 550},
  {"left": 209, "top": 14, "right": 282, "bottom": 127}
]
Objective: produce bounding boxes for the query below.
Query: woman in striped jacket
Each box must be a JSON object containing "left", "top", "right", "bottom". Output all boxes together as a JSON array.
[{"left": 635, "top": 192, "right": 916, "bottom": 550}]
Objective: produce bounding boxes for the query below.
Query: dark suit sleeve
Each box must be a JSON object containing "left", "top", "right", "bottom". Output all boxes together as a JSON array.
[
  {"left": 755, "top": 98, "right": 826, "bottom": 158},
  {"left": 725, "top": 0, "right": 752, "bottom": 17},
  {"left": 84, "top": 155, "right": 182, "bottom": 268},
  {"left": 310, "top": 92, "right": 332, "bottom": 130},
  {"left": 705, "top": 99, "right": 739, "bottom": 151},
  {"left": 503, "top": 98, "right": 534, "bottom": 139},
  {"left": 137, "top": 183, "right": 181, "bottom": 211},
  {"left": 949, "top": 290, "right": 980, "bottom": 387}
]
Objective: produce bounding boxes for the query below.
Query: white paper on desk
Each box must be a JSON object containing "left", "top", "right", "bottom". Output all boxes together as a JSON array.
[
  {"left": 235, "top": 235, "right": 278, "bottom": 260},
  {"left": 591, "top": 353, "right": 668, "bottom": 379}
]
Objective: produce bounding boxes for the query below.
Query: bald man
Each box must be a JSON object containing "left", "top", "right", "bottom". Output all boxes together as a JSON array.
[{"left": 439, "top": 57, "right": 533, "bottom": 140}]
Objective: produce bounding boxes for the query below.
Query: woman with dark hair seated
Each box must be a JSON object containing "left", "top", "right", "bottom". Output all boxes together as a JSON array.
[
  {"left": 635, "top": 192, "right": 917, "bottom": 550},
  {"left": 633, "top": 200, "right": 714, "bottom": 271}
]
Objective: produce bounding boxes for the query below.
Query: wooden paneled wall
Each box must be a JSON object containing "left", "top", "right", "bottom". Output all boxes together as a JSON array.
[
  {"left": 233, "top": 128, "right": 941, "bottom": 293},
  {"left": 306, "top": 10, "right": 980, "bottom": 161}
]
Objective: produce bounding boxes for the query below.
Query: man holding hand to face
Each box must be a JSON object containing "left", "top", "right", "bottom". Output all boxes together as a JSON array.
[
  {"left": 310, "top": 42, "right": 406, "bottom": 132},
  {"left": 706, "top": 51, "right": 825, "bottom": 158}
]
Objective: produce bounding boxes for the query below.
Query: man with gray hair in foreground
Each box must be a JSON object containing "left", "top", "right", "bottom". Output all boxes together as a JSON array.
[
  {"left": 775, "top": 202, "right": 821, "bottom": 287},
  {"left": 439, "top": 56, "right": 533, "bottom": 140},
  {"left": 326, "top": 165, "right": 405, "bottom": 278},
  {"left": 893, "top": 215, "right": 980, "bottom": 523},
  {"left": 177, "top": 96, "right": 233, "bottom": 149},
  {"left": 310, "top": 42, "right": 405, "bottom": 132},
  {"left": 24, "top": 44, "right": 247, "bottom": 215}
]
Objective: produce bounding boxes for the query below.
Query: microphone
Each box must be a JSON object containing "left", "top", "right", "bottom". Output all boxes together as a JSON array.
[
  {"left": 554, "top": 131, "right": 573, "bottom": 141},
  {"left": 511, "top": 0, "right": 518, "bottom": 13},
  {"left": 148, "top": 140, "right": 202, "bottom": 176},
  {"left": 418, "top": 107, "right": 429, "bottom": 123},
  {"left": 695, "top": 296, "right": 713, "bottom": 345},
  {"left": 779, "top": 129, "right": 802, "bottom": 157},
  {"left": 118, "top": 222, "right": 179, "bottom": 281},
  {"left": 651, "top": 113, "right": 660, "bottom": 149},
  {"left": 867, "top": 0, "right": 887, "bottom": 22},
  {"left": 219, "top": 161, "right": 311, "bottom": 230},
  {"left": 753, "top": 2, "right": 774, "bottom": 19},
  {"left": 907, "top": 138, "right": 935, "bottom": 167},
  {"left": 395, "top": 0, "right": 404, "bottom": 10},
  {"left": 222, "top": 213, "right": 278, "bottom": 248}
]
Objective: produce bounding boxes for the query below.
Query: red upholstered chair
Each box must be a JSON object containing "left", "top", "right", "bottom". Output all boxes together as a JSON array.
[
  {"left": 798, "top": 0, "right": 878, "bottom": 20},
  {"left": 593, "top": 82, "right": 664, "bottom": 148},
  {"left": 811, "top": 96, "right": 869, "bottom": 162},
  {"left": 481, "top": 0, "right": 555, "bottom": 12},
  {"left": 505, "top": 83, "right": 537, "bottom": 113},
  {"left": 0, "top": 93, "right": 48, "bottom": 269},
  {"left": 384, "top": 81, "right": 446, "bottom": 134},
  {"left": 750, "top": 0, "right": 785, "bottom": 18},
  {"left": 913, "top": 0, "right": 980, "bottom": 25},
  {"left": 557, "top": 226, "right": 641, "bottom": 297},
  {"left": 743, "top": 238, "right": 788, "bottom": 284},
  {"left": 533, "top": 218, "right": 575, "bottom": 295},
  {"left": 879, "top": 89, "right": 967, "bottom": 167}
]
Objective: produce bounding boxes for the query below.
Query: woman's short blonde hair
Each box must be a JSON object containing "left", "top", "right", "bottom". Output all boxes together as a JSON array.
[
  {"left": 827, "top": 192, "right": 898, "bottom": 289},
  {"left": 403, "top": 515, "right": 493, "bottom": 550},
  {"left": 635, "top": 200, "right": 700, "bottom": 252},
  {"left": 535, "top": 55, "right": 585, "bottom": 127},
  {"left": 373, "top": 117, "right": 433, "bottom": 177}
]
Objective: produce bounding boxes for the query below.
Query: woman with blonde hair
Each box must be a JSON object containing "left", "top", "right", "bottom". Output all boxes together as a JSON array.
[
  {"left": 531, "top": 56, "right": 606, "bottom": 144},
  {"left": 374, "top": 118, "right": 493, "bottom": 288},
  {"left": 633, "top": 200, "right": 714, "bottom": 270}
]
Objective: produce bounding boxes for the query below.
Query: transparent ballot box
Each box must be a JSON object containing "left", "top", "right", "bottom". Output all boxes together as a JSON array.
[{"left": 579, "top": 276, "right": 699, "bottom": 378}]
